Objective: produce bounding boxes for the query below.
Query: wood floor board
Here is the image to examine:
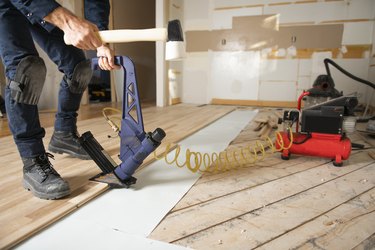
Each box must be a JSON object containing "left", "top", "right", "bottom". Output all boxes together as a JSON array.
[
  {"left": 0, "top": 103, "right": 235, "bottom": 249},
  {"left": 352, "top": 233, "right": 375, "bottom": 250},
  {"left": 257, "top": 187, "right": 375, "bottom": 249},
  {"left": 171, "top": 155, "right": 328, "bottom": 212},
  {"left": 169, "top": 117, "right": 335, "bottom": 211},
  {"left": 149, "top": 151, "right": 373, "bottom": 243},
  {"left": 0, "top": 102, "right": 124, "bottom": 138},
  {"left": 170, "top": 163, "right": 375, "bottom": 249}
]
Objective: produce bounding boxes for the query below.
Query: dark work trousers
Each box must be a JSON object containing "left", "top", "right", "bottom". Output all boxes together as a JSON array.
[{"left": 0, "top": 1, "right": 87, "bottom": 158}]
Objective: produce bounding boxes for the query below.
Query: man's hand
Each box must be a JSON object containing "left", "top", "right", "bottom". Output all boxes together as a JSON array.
[
  {"left": 97, "top": 44, "right": 121, "bottom": 70},
  {"left": 44, "top": 7, "right": 102, "bottom": 50}
]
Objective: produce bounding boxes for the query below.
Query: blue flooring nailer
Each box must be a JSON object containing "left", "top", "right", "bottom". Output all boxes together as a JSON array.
[{"left": 78, "top": 56, "right": 166, "bottom": 188}]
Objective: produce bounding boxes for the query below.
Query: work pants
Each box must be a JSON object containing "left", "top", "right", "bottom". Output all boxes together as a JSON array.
[{"left": 0, "top": 1, "right": 87, "bottom": 158}]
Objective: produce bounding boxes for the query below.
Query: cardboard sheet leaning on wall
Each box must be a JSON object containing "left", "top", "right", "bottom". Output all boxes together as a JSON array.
[{"left": 186, "top": 15, "right": 343, "bottom": 53}]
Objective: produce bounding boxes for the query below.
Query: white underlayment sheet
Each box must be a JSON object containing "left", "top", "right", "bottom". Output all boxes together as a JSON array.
[{"left": 16, "top": 109, "right": 258, "bottom": 250}]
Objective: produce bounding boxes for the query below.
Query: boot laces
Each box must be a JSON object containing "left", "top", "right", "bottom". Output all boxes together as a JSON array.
[{"left": 35, "top": 153, "right": 58, "bottom": 179}]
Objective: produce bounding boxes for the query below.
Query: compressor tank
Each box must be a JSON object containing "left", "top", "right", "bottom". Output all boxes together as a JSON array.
[{"left": 275, "top": 132, "right": 351, "bottom": 166}]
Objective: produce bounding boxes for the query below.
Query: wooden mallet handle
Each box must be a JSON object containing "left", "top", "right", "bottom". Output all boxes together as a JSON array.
[
  {"left": 64, "top": 28, "right": 167, "bottom": 45},
  {"left": 98, "top": 28, "right": 167, "bottom": 43}
]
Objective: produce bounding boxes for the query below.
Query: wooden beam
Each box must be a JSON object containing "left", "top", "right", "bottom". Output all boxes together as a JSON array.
[{"left": 211, "top": 98, "right": 298, "bottom": 108}]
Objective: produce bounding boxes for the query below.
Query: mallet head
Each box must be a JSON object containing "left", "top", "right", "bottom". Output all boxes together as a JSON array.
[{"left": 165, "top": 19, "right": 185, "bottom": 61}]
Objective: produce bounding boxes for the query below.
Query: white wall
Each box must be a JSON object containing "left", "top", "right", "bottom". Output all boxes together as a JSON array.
[{"left": 170, "top": 0, "right": 375, "bottom": 106}]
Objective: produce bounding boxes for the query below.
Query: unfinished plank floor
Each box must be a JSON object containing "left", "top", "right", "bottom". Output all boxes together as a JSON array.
[
  {"left": 149, "top": 109, "right": 375, "bottom": 250},
  {"left": 0, "top": 104, "right": 234, "bottom": 249}
]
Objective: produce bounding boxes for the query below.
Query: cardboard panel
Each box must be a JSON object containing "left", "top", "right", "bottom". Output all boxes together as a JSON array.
[
  {"left": 213, "top": 15, "right": 278, "bottom": 51},
  {"left": 186, "top": 15, "right": 343, "bottom": 52},
  {"left": 276, "top": 24, "right": 344, "bottom": 49},
  {"left": 186, "top": 31, "right": 210, "bottom": 52},
  {"left": 187, "top": 15, "right": 277, "bottom": 52}
]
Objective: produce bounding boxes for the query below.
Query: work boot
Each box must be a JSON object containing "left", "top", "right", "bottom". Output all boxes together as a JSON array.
[
  {"left": 48, "top": 131, "right": 91, "bottom": 160},
  {"left": 23, "top": 153, "right": 71, "bottom": 200}
]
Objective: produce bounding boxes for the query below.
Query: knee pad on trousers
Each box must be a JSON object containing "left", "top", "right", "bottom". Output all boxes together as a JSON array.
[
  {"left": 8, "top": 56, "right": 46, "bottom": 105},
  {"left": 66, "top": 60, "right": 93, "bottom": 94}
]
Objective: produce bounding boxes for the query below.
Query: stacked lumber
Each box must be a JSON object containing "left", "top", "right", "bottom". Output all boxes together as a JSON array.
[{"left": 253, "top": 115, "right": 279, "bottom": 139}]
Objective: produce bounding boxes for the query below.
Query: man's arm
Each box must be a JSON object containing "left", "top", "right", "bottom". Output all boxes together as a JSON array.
[
  {"left": 10, "top": 0, "right": 103, "bottom": 50},
  {"left": 84, "top": 0, "right": 119, "bottom": 70},
  {"left": 44, "top": 7, "right": 103, "bottom": 50}
]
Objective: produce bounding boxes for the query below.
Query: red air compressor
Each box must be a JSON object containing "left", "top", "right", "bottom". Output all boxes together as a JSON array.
[
  {"left": 274, "top": 58, "right": 373, "bottom": 166},
  {"left": 275, "top": 92, "right": 354, "bottom": 166}
]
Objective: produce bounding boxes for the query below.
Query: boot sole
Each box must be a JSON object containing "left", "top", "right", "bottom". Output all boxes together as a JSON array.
[
  {"left": 48, "top": 144, "right": 91, "bottom": 160},
  {"left": 23, "top": 180, "right": 71, "bottom": 200}
]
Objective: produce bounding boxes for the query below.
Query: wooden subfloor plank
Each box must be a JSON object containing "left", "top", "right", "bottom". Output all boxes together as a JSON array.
[
  {"left": 149, "top": 109, "right": 375, "bottom": 249},
  {"left": 170, "top": 110, "right": 323, "bottom": 211},
  {"left": 171, "top": 163, "right": 374, "bottom": 249},
  {"left": 257, "top": 188, "right": 375, "bottom": 250},
  {"left": 149, "top": 152, "right": 372, "bottom": 243},
  {"left": 352, "top": 233, "right": 375, "bottom": 250},
  {"left": 171, "top": 155, "right": 328, "bottom": 211}
]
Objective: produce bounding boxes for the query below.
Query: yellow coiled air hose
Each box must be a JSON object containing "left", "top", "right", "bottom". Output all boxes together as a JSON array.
[
  {"left": 102, "top": 108, "right": 294, "bottom": 173},
  {"left": 153, "top": 131, "right": 293, "bottom": 173}
]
